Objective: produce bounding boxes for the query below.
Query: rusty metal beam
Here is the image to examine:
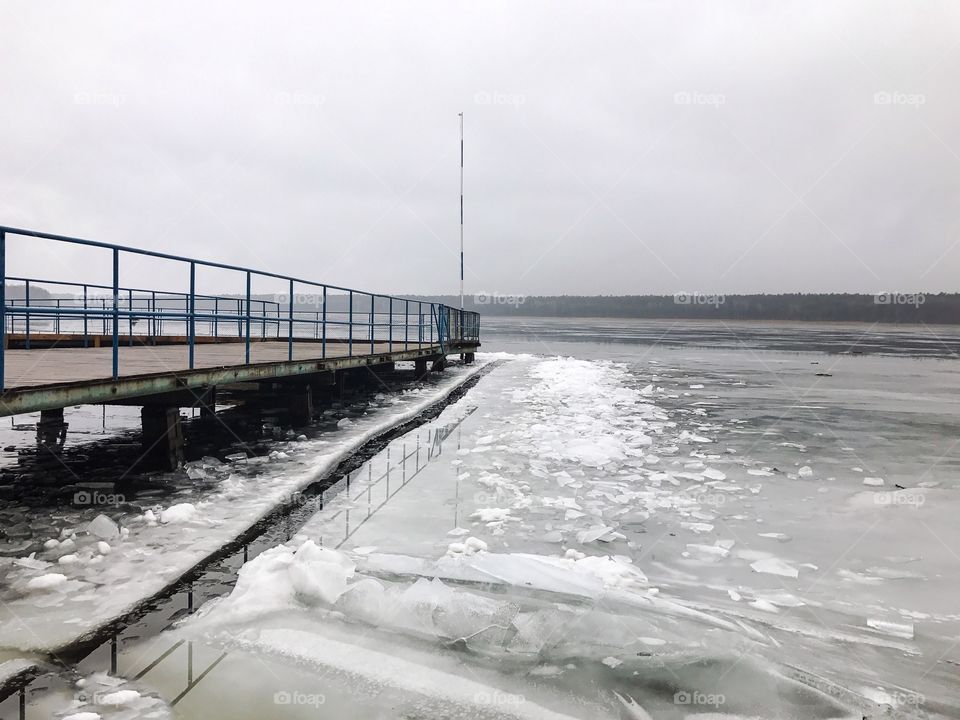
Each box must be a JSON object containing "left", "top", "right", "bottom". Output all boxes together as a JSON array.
[{"left": 0, "top": 343, "right": 479, "bottom": 417}]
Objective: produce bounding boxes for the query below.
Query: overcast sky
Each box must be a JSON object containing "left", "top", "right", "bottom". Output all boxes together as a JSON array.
[{"left": 2, "top": 2, "right": 959, "bottom": 299}]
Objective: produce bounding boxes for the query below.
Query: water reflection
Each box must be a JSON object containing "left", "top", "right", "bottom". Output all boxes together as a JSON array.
[{"left": 0, "top": 413, "right": 467, "bottom": 718}]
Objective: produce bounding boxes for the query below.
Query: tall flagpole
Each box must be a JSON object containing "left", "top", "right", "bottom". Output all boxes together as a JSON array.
[{"left": 459, "top": 112, "right": 464, "bottom": 312}]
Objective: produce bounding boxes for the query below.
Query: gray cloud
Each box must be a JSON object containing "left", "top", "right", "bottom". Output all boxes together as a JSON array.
[{"left": 1, "top": 1, "right": 958, "bottom": 298}]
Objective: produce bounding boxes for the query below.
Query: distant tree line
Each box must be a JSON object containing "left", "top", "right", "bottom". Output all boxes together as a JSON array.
[
  {"left": 399, "top": 293, "right": 960, "bottom": 324},
  {"left": 3, "top": 283, "right": 53, "bottom": 300},
  {"left": 8, "top": 284, "right": 958, "bottom": 324}
]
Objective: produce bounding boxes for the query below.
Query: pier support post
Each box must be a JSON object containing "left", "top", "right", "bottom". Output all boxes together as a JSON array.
[
  {"left": 414, "top": 358, "right": 429, "bottom": 380},
  {"left": 199, "top": 387, "right": 217, "bottom": 420},
  {"left": 308, "top": 372, "right": 337, "bottom": 408},
  {"left": 315, "top": 371, "right": 336, "bottom": 387},
  {"left": 431, "top": 357, "right": 447, "bottom": 373},
  {"left": 141, "top": 405, "right": 184, "bottom": 471},
  {"left": 286, "top": 384, "right": 314, "bottom": 426},
  {"left": 464, "top": 352, "right": 475, "bottom": 365},
  {"left": 36, "top": 408, "right": 68, "bottom": 449}
]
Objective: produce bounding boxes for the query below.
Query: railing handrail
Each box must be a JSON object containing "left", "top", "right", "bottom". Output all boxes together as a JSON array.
[
  {"left": 0, "top": 225, "right": 480, "bottom": 391},
  {"left": 3, "top": 275, "right": 281, "bottom": 309},
  {"left": 0, "top": 224, "right": 457, "bottom": 310}
]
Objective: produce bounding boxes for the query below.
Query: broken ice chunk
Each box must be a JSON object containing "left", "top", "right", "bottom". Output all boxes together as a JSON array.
[
  {"left": 160, "top": 503, "right": 198, "bottom": 524},
  {"left": 750, "top": 557, "right": 799, "bottom": 578},
  {"left": 26, "top": 573, "right": 67, "bottom": 591},
  {"left": 866, "top": 618, "right": 914, "bottom": 639},
  {"left": 637, "top": 636, "right": 666, "bottom": 646},
  {"left": 749, "top": 599, "right": 779, "bottom": 613},
  {"left": 576, "top": 526, "right": 615, "bottom": 544},
  {"left": 465, "top": 537, "right": 488, "bottom": 554},
  {"left": 87, "top": 514, "right": 119, "bottom": 540},
  {"left": 686, "top": 543, "right": 729, "bottom": 559},
  {"left": 470, "top": 508, "right": 513, "bottom": 523},
  {"left": 98, "top": 689, "right": 141, "bottom": 706},
  {"left": 757, "top": 532, "right": 791, "bottom": 542}
]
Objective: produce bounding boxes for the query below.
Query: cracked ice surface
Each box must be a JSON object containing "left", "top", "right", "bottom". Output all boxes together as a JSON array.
[{"left": 153, "top": 356, "right": 897, "bottom": 719}]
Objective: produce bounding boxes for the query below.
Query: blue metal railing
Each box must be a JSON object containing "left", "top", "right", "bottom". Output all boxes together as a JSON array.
[{"left": 0, "top": 225, "right": 481, "bottom": 391}]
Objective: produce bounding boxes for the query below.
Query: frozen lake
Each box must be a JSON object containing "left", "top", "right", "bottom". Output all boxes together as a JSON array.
[{"left": 3, "top": 318, "right": 959, "bottom": 719}]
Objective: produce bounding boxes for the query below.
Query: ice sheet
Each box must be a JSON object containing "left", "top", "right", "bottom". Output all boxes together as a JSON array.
[{"left": 0, "top": 360, "right": 492, "bottom": 652}]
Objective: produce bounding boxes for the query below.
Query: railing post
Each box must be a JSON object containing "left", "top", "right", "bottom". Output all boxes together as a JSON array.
[
  {"left": 388, "top": 297, "right": 393, "bottom": 352},
  {"left": 112, "top": 248, "right": 119, "bottom": 379},
  {"left": 287, "top": 279, "right": 294, "bottom": 361},
  {"left": 127, "top": 288, "right": 134, "bottom": 346},
  {"left": 24, "top": 279, "right": 30, "bottom": 350},
  {"left": 150, "top": 290, "right": 156, "bottom": 341},
  {"left": 0, "top": 230, "right": 5, "bottom": 392},
  {"left": 245, "top": 271, "right": 251, "bottom": 364},
  {"left": 213, "top": 296, "right": 218, "bottom": 338},
  {"left": 82, "top": 284, "right": 88, "bottom": 348},
  {"left": 348, "top": 290, "right": 353, "bottom": 357},
  {"left": 188, "top": 262, "right": 196, "bottom": 369},
  {"left": 404, "top": 299, "right": 409, "bottom": 351},
  {"left": 321, "top": 286, "right": 327, "bottom": 359},
  {"left": 369, "top": 294, "right": 374, "bottom": 355}
]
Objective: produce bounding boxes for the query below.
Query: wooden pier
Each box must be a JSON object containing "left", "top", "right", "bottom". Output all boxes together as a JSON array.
[{"left": 0, "top": 225, "right": 481, "bottom": 468}]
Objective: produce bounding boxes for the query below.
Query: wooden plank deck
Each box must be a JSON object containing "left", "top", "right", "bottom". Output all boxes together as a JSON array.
[{"left": 3, "top": 341, "right": 439, "bottom": 389}]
